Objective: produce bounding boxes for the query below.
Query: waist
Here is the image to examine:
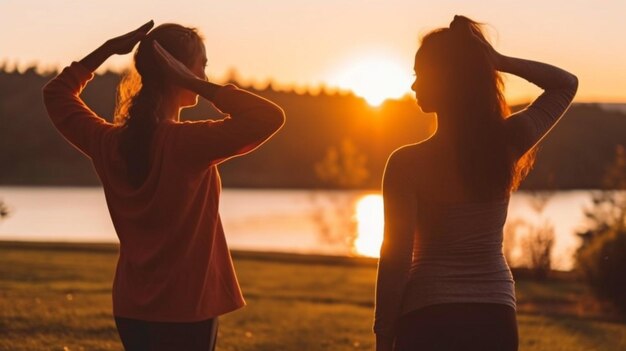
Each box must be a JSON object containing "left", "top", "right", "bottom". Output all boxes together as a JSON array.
[
  {"left": 413, "top": 241, "right": 502, "bottom": 256},
  {"left": 410, "top": 249, "right": 510, "bottom": 277},
  {"left": 403, "top": 262, "right": 516, "bottom": 315}
]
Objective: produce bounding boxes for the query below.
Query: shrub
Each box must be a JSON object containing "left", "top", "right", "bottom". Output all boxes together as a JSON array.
[
  {"left": 576, "top": 145, "right": 626, "bottom": 314},
  {"left": 521, "top": 221, "right": 555, "bottom": 280},
  {"left": 576, "top": 229, "right": 626, "bottom": 314}
]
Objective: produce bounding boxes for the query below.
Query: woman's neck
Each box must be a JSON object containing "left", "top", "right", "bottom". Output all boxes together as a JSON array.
[
  {"left": 160, "top": 98, "right": 182, "bottom": 122},
  {"left": 432, "top": 111, "right": 460, "bottom": 142}
]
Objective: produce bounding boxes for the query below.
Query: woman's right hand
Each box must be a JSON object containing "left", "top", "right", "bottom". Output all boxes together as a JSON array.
[
  {"left": 470, "top": 32, "right": 506, "bottom": 71},
  {"left": 104, "top": 20, "right": 154, "bottom": 56},
  {"left": 81, "top": 20, "right": 153, "bottom": 72},
  {"left": 152, "top": 41, "right": 202, "bottom": 90}
]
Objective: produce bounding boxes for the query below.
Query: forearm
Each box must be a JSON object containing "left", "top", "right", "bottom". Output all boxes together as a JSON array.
[
  {"left": 374, "top": 253, "right": 410, "bottom": 336},
  {"left": 189, "top": 77, "right": 224, "bottom": 102},
  {"left": 501, "top": 56, "right": 579, "bottom": 156},
  {"left": 209, "top": 84, "right": 285, "bottom": 130},
  {"left": 499, "top": 55, "right": 578, "bottom": 91},
  {"left": 79, "top": 44, "right": 114, "bottom": 73},
  {"left": 173, "top": 83, "right": 285, "bottom": 165},
  {"left": 42, "top": 62, "right": 112, "bottom": 158},
  {"left": 374, "top": 155, "right": 417, "bottom": 337}
]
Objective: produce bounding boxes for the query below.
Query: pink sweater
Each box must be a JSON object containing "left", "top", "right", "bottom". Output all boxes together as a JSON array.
[{"left": 43, "top": 62, "right": 285, "bottom": 322}]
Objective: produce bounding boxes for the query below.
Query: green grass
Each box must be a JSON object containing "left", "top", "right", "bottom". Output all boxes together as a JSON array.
[{"left": 1, "top": 241, "right": 624, "bottom": 351}]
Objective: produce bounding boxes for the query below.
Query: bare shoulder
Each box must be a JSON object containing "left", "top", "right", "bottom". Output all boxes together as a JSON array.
[
  {"left": 384, "top": 141, "right": 429, "bottom": 185},
  {"left": 386, "top": 142, "right": 427, "bottom": 170}
]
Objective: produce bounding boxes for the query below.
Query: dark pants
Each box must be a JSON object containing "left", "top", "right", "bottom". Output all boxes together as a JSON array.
[
  {"left": 114, "top": 316, "right": 218, "bottom": 351},
  {"left": 394, "top": 303, "right": 518, "bottom": 351}
]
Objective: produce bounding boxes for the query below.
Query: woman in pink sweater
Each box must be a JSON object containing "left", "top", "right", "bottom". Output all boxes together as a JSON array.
[{"left": 43, "top": 21, "right": 285, "bottom": 350}]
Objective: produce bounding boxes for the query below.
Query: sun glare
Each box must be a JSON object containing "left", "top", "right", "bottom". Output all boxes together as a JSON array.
[
  {"left": 330, "top": 56, "right": 412, "bottom": 107},
  {"left": 354, "top": 194, "right": 384, "bottom": 257}
]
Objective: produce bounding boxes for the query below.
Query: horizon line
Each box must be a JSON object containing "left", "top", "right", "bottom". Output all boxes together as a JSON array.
[{"left": 2, "top": 61, "right": 626, "bottom": 106}]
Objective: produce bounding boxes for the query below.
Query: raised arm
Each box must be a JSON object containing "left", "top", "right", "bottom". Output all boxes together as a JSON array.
[
  {"left": 42, "top": 21, "right": 154, "bottom": 158},
  {"left": 499, "top": 55, "right": 579, "bottom": 157},
  {"left": 374, "top": 148, "right": 418, "bottom": 351},
  {"left": 152, "top": 41, "right": 285, "bottom": 167}
]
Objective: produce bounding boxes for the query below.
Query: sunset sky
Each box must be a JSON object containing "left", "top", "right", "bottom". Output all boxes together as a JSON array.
[{"left": 2, "top": 0, "right": 625, "bottom": 104}]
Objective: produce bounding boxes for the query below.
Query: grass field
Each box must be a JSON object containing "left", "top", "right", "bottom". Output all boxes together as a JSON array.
[{"left": 1, "top": 241, "right": 624, "bottom": 351}]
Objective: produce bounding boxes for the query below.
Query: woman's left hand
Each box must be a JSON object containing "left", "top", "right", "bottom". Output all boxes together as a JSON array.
[
  {"left": 470, "top": 31, "right": 504, "bottom": 70},
  {"left": 103, "top": 20, "right": 154, "bottom": 56}
]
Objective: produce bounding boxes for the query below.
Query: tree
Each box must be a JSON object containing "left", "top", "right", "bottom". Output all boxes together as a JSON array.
[
  {"left": 311, "top": 138, "right": 370, "bottom": 250},
  {"left": 520, "top": 220, "right": 555, "bottom": 280},
  {"left": 314, "top": 138, "right": 369, "bottom": 189},
  {"left": 505, "top": 192, "right": 555, "bottom": 279},
  {"left": 578, "top": 145, "right": 626, "bottom": 248}
]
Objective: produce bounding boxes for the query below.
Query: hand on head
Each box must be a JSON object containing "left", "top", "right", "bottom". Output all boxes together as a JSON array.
[
  {"left": 104, "top": 20, "right": 154, "bottom": 56},
  {"left": 470, "top": 32, "right": 504, "bottom": 70},
  {"left": 450, "top": 15, "right": 504, "bottom": 70}
]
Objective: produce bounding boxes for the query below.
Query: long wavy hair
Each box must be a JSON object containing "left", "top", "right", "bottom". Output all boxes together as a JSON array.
[
  {"left": 418, "top": 15, "right": 535, "bottom": 200},
  {"left": 114, "top": 24, "right": 204, "bottom": 188}
]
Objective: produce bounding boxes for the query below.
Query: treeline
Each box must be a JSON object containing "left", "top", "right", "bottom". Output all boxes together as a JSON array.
[{"left": 1, "top": 67, "right": 625, "bottom": 189}]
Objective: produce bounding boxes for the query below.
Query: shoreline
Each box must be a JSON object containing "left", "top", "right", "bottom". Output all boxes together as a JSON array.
[
  {"left": 0, "top": 240, "right": 379, "bottom": 267},
  {"left": 0, "top": 240, "right": 577, "bottom": 277}
]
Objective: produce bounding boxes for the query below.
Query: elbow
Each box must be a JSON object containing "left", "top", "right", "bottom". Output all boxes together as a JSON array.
[
  {"left": 553, "top": 73, "right": 579, "bottom": 103},
  {"left": 41, "top": 79, "right": 59, "bottom": 109},
  {"left": 42, "top": 81, "right": 52, "bottom": 103},
  {"left": 570, "top": 74, "right": 579, "bottom": 91},
  {"left": 272, "top": 105, "right": 286, "bottom": 130},
  {"left": 568, "top": 74, "right": 579, "bottom": 96},
  {"left": 265, "top": 104, "right": 286, "bottom": 133}
]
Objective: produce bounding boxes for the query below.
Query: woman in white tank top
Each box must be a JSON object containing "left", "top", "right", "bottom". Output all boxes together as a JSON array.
[{"left": 374, "top": 15, "right": 578, "bottom": 351}]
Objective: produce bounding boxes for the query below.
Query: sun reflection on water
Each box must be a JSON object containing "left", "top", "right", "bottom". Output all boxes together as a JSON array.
[{"left": 354, "top": 194, "right": 384, "bottom": 257}]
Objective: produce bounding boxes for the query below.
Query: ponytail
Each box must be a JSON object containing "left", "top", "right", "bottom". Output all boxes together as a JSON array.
[
  {"left": 114, "top": 24, "right": 204, "bottom": 188},
  {"left": 116, "top": 77, "right": 165, "bottom": 187}
]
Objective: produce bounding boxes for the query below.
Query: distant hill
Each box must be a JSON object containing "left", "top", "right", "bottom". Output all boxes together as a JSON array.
[{"left": 1, "top": 67, "right": 624, "bottom": 189}]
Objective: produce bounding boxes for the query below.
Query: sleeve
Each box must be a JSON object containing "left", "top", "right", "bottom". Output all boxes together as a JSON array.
[
  {"left": 503, "top": 58, "right": 579, "bottom": 157},
  {"left": 373, "top": 148, "right": 417, "bottom": 337},
  {"left": 42, "top": 61, "right": 114, "bottom": 159},
  {"left": 173, "top": 84, "right": 285, "bottom": 167}
]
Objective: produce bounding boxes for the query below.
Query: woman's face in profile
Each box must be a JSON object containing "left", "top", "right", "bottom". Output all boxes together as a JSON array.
[{"left": 412, "top": 51, "right": 438, "bottom": 113}]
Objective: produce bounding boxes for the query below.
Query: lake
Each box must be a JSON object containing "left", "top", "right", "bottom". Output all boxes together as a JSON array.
[{"left": 0, "top": 186, "right": 603, "bottom": 270}]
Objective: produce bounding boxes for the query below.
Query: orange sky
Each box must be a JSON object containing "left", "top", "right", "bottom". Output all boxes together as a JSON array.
[{"left": 1, "top": 0, "right": 625, "bottom": 104}]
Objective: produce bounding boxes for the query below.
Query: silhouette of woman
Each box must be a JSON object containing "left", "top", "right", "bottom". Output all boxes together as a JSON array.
[
  {"left": 43, "top": 21, "right": 285, "bottom": 350},
  {"left": 374, "top": 15, "right": 577, "bottom": 351}
]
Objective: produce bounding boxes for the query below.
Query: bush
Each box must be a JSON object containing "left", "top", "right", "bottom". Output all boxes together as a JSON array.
[
  {"left": 576, "top": 229, "right": 626, "bottom": 314},
  {"left": 521, "top": 221, "right": 555, "bottom": 280},
  {"left": 504, "top": 216, "right": 555, "bottom": 280},
  {"left": 576, "top": 145, "right": 626, "bottom": 314}
]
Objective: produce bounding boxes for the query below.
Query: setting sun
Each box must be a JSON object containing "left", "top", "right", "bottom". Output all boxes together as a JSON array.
[
  {"left": 329, "top": 56, "right": 413, "bottom": 107},
  {"left": 354, "top": 194, "right": 384, "bottom": 257}
]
